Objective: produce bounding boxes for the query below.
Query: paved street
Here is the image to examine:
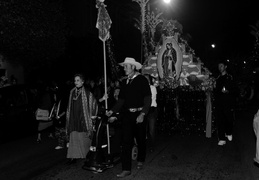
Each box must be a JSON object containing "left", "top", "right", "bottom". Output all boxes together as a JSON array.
[{"left": 1, "top": 106, "right": 259, "bottom": 180}]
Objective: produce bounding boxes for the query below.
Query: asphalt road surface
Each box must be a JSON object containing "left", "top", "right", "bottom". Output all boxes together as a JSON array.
[{"left": 1, "top": 106, "right": 259, "bottom": 180}]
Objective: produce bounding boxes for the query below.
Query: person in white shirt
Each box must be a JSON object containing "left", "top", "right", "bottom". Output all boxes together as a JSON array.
[{"left": 144, "top": 74, "right": 158, "bottom": 152}]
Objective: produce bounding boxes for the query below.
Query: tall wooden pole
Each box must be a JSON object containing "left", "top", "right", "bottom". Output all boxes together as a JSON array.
[{"left": 103, "top": 41, "right": 108, "bottom": 110}]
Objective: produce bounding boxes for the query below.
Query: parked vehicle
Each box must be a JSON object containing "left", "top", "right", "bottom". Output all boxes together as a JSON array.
[{"left": 0, "top": 84, "right": 39, "bottom": 144}]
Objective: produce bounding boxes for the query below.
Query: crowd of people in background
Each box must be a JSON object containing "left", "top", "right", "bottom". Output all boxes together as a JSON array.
[{"left": 0, "top": 75, "right": 18, "bottom": 88}]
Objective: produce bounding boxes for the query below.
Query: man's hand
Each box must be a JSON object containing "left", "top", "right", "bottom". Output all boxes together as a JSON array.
[
  {"left": 106, "top": 110, "right": 113, "bottom": 117},
  {"left": 136, "top": 113, "right": 145, "bottom": 124},
  {"left": 108, "top": 117, "right": 117, "bottom": 123},
  {"left": 99, "top": 94, "right": 109, "bottom": 102}
]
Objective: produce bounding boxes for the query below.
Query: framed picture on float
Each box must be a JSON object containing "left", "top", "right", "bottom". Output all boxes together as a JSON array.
[{"left": 157, "top": 35, "right": 183, "bottom": 81}]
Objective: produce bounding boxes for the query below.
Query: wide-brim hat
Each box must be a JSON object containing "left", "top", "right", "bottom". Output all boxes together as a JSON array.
[{"left": 119, "top": 57, "right": 142, "bottom": 70}]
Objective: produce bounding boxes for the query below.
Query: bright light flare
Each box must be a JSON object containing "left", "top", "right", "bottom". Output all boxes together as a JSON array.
[
  {"left": 163, "top": 0, "right": 171, "bottom": 4},
  {"left": 211, "top": 44, "right": 216, "bottom": 48}
]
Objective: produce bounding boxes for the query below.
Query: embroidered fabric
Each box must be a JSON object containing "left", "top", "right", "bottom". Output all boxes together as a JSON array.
[{"left": 73, "top": 88, "right": 82, "bottom": 100}]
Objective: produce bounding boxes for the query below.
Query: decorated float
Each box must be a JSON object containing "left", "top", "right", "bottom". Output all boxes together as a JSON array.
[{"left": 134, "top": 2, "right": 216, "bottom": 137}]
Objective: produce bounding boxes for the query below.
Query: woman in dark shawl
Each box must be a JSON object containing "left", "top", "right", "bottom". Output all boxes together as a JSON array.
[{"left": 66, "top": 74, "right": 98, "bottom": 164}]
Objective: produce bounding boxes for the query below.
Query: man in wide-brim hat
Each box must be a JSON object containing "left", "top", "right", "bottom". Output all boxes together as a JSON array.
[
  {"left": 119, "top": 57, "right": 142, "bottom": 70},
  {"left": 106, "top": 57, "right": 151, "bottom": 178}
]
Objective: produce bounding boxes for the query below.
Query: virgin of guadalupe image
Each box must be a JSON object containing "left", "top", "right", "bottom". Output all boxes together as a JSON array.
[{"left": 162, "top": 43, "right": 177, "bottom": 78}]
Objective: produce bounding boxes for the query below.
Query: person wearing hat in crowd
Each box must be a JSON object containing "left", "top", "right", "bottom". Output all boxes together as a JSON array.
[
  {"left": 106, "top": 57, "right": 151, "bottom": 178},
  {"left": 214, "top": 60, "right": 237, "bottom": 146}
]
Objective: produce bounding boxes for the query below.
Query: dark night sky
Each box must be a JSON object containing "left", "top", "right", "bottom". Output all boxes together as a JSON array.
[
  {"left": 178, "top": 0, "right": 258, "bottom": 57},
  {"left": 64, "top": 0, "right": 258, "bottom": 76}
]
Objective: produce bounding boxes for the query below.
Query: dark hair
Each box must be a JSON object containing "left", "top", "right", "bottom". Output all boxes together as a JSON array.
[{"left": 74, "top": 73, "right": 85, "bottom": 82}]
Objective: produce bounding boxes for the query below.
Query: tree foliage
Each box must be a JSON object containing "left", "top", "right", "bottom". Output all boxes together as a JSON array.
[{"left": 0, "top": 0, "right": 68, "bottom": 67}]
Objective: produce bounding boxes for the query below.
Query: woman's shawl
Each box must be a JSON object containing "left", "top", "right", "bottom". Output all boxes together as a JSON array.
[{"left": 66, "top": 86, "right": 98, "bottom": 136}]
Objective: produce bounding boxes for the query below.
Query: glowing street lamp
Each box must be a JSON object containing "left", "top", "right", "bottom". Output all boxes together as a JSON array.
[{"left": 163, "top": 0, "right": 171, "bottom": 4}]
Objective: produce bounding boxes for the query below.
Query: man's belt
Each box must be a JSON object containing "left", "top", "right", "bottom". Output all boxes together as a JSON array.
[{"left": 128, "top": 107, "right": 143, "bottom": 112}]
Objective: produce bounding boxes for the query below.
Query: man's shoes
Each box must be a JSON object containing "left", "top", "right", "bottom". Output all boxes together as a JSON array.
[
  {"left": 55, "top": 146, "right": 64, "bottom": 150},
  {"left": 226, "top": 135, "right": 233, "bottom": 141},
  {"left": 116, "top": 170, "right": 131, "bottom": 178},
  {"left": 36, "top": 139, "right": 41, "bottom": 143},
  {"left": 218, "top": 140, "right": 226, "bottom": 146},
  {"left": 137, "top": 162, "right": 144, "bottom": 169}
]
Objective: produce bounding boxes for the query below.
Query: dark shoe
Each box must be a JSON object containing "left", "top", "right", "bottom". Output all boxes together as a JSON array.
[
  {"left": 36, "top": 139, "right": 41, "bottom": 143},
  {"left": 116, "top": 170, "right": 131, "bottom": 178},
  {"left": 137, "top": 162, "right": 144, "bottom": 169}
]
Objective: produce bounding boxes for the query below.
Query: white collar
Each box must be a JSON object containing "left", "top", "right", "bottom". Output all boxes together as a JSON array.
[{"left": 128, "top": 72, "right": 140, "bottom": 80}]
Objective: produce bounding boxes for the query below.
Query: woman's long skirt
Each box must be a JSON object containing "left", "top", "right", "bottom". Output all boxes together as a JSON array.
[{"left": 67, "top": 131, "right": 91, "bottom": 159}]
